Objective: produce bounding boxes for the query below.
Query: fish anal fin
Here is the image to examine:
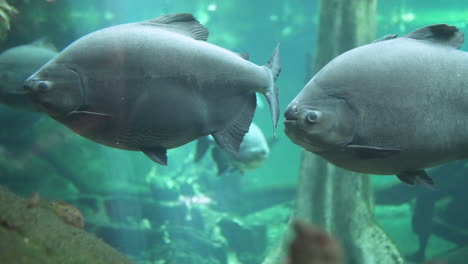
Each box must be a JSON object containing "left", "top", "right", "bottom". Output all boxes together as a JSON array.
[
  {"left": 403, "top": 24, "right": 464, "bottom": 49},
  {"left": 141, "top": 13, "right": 209, "bottom": 41},
  {"left": 143, "top": 147, "right": 168, "bottom": 165},
  {"left": 212, "top": 94, "right": 256, "bottom": 158},
  {"left": 397, "top": 170, "right": 435, "bottom": 189},
  {"left": 347, "top": 144, "right": 400, "bottom": 159}
]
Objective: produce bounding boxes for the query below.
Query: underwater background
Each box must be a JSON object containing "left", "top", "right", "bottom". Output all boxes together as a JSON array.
[{"left": 0, "top": 0, "right": 467, "bottom": 263}]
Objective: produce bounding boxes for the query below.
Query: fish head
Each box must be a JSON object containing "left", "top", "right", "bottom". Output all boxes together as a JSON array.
[
  {"left": 237, "top": 123, "right": 270, "bottom": 168},
  {"left": 238, "top": 144, "right": 269, "bottom": 169},
  {"left": 284, "top": 94, "right": 355, "bottom": 153},
  {"left": 24, "top": 62, "right": 83, "bottom": 118}
]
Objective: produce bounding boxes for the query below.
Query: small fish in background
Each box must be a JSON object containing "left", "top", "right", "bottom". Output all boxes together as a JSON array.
[
  {"left": 284, "top": 24, "right": 468, "bottom": 188},
  {"left": 24, "top": 13, "right": 281, "bottom": 165},
  {"left": 0, "top": 39, "right": 58, "bottom": 111},
  {"left": 50, "top": 201, "right": 84, "bottom": 228},
  {"left": 195, "top": 122, "right": 275, "bottom": 176}
]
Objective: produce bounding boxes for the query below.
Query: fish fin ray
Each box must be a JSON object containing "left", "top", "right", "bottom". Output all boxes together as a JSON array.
[
  {"left": 347, "top": 144, "right": 401, "bottom": 159},
  {"left": 212, "top": 94, "right": 256, "bottom": 157},
  {"left": 141, "top": 13, "right": 209, "bottom": 41},
  {"left": 264, "top": 43, "right": 281, "bottom": 131},
  {"left": 403, "top": 24, "right": 464, "bottom": 49},
  {"left": 397, "top": 170, "right": 435, "bottom": 189},
  {"left": 142, "top": 147, "right": 168, "bottom": 165}
]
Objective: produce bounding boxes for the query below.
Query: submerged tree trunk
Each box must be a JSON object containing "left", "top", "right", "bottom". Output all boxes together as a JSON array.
[
  {"left": 263, "top": 0, "right": 405, "bottom": 263},
  {"left": 294, "top": 155, "right": 404, "bottom": 264},
  {"left": 313, "top": 0, "right": 378, "bottom": 72}
]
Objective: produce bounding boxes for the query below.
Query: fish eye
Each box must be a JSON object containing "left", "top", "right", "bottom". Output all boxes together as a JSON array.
[
  {"left": 306, "top": 111, "right": 320, "bottom": 124},
  {"left": 37, "top": 81, "right": 49, "bottom": 92}
]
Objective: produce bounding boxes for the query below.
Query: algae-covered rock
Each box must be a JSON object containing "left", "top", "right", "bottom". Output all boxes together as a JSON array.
[{"left": 0, "top": 185, "right": 133, "bottom": 264}]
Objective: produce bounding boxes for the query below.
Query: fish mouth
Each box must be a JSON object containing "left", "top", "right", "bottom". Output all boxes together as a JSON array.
[
  {"left": 284, "top": 106, "right": 299, "bottom": 121},
  {"left": 284, "top": 119, "right": 297, "bottom": 125}
]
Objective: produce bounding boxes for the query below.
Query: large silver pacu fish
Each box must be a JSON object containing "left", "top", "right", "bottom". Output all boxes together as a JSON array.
[
  {"left": 284, "top": 24, "right": 468, "bottom": 187},
  {"left": 24, "top": 13, "right": 281, "bottom": 165},
  {"left": 0, "top": 39, "right": 57, "bottom": 111}
]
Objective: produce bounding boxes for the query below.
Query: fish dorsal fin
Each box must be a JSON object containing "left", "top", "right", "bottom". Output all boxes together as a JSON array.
[
  {"left": 141, "top": 13, "right": 209, "bottom": 41},
  {"left": 372, "top": 34, "right": 398, "bottom": 43},
  {"left": 238, "top": 53, "right": 250, "bottom": 60},
  {"left": 403, "top": 24, "right": 464, "bottom": 49},
  {"left": 30, "top": 38, "right": 57, "bottom": 51},
  {"left": 212, "top": 93, "right": 256, "bottom": 157}
]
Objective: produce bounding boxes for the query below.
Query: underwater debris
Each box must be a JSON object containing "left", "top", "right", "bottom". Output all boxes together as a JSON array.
[{"left": 50, "top": 201, "right": 84, "bottom": 228}]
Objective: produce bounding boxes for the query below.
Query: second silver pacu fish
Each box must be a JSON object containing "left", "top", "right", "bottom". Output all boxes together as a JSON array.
[
  {"left": 24, "top": 13, "right": 281, "bottom": 165},
  {"left": 284, "top": 24, "right": 468, "bottom": 187}
]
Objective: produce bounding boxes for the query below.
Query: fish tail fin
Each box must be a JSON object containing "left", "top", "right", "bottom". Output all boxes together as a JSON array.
[{"left": 263, "top": 43, "right": 281, "bottom": 132}]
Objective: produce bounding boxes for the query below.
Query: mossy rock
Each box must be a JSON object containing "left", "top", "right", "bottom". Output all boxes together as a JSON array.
[{"left": 0, "top": 185, "right": 133, "bottom": 264}]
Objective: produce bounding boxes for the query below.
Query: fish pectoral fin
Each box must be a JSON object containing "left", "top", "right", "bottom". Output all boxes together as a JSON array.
[
  {"left": 212, "top": 148, "right": 232, "bottom": 177},
  {"left": 212, "top": 93, "right": 256, "bottom": 157},
  {"left": 346, "top": 144, "right": 401, "bottom": 159},
  {"left": 397, "top": 170, "right": 435, "bottom": 189},
  {"left": 141, "top": 13, "right": 209, "bottom": 41},
  {"left": 142, "top": 147, "right": 168, "bottom": 165},
  {"left": 194, "top": 136, "right": 212, "bottom": 162},
  {"left": 403, "top": 24, "right": 464, "bottom": 49}
]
